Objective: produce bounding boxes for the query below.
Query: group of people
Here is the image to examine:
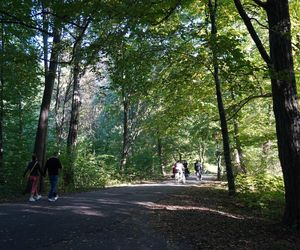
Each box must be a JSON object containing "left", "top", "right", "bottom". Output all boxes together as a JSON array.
[
  {"left": 172, "top": 160, "right": 203, "bottom": 183},
  {"left": 23, "top": 152, "right": 62, "bottom": 202}
]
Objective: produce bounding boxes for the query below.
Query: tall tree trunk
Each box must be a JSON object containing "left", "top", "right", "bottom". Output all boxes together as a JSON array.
[
  {"left": 197, "top": 141, "right": 206, "bottom": 166},
  {"left": 120, "top": 90, "right": 129, "bottom": 172},
  {"left": 54, "top": 60, "right": 62, "bottom": 149},
  {"left": 234, "top": 0, "right": 300, "bottom": 227},
  {"left": 217, "top": 154, "right": 222, "bottom": 180},
  {"left": 157, "top": 137, "right": 166, "bottom": 176},
  {"left": 18, "top": 95, "right": 23, "bottom": 142},
  {"left": 231, "top": 90, "right": 246, "bottom": 174},
  {"left": 66, "top": 42, "right": 82, "bottom": 187},
  {"left": 34, "top": 21, "right": 61, "bottom": 167},
  {"left": 0, "top": 20, "right": 4, "bottom": 184},
  {"left": 233, "top": 119, "right": 247, "bottom": 173},
  {"left": 267, "top": 1, "right": 300, "bottom": 227},
  {"left": 41, "top": 0, "right": 49, "bottom": 77},
  {"left": 208, "top": 0, "right": 235, "bottom": 195}
]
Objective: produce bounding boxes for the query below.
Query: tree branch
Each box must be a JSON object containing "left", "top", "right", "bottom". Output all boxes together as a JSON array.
[
  {"left": 226, "top": 93, "right": 272, "bottom": 121},
  {"left": 0, "top": 17, "right": 52, "bottom": 36},
  {"left": 249, "top": 17, "right": 268, "bottom": 30},
  {"left": 252, "top": 0, "right": 267, "bottom": 8},
  {"left": 233, "top": 0, "right": 271, "bottom": 66},
  {"left": 151, "top": 0, "right": 181, "bottom": 25}
]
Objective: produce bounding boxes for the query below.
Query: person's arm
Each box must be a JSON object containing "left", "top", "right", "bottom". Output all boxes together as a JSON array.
[
  {"left": 58, "top": 159, "right": 62, "bottom": 169},
  {"left": 43, "top": 161, "right": 48, "bottom": 177},
  {"left": 37, "top": 163, "right": 42, "bottom": 176}
]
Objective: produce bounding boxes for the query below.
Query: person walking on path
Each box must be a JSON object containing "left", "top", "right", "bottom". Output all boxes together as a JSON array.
[
  {"left": 194, "top": 160, "right": 202, "bottom": 181},
  {"left": 23, "top": 154, "right": 42, "bottom": 202},
  {"left": 44, "top": 152, "right": 62, "bottom": 202}
]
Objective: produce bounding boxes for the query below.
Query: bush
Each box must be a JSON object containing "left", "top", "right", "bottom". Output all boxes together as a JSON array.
[
  {"left": 235, "top": 173, "right": 284, "bottom": 219},
  {"left": 73, "top": 153, "right": 119, "bottom": 190}
]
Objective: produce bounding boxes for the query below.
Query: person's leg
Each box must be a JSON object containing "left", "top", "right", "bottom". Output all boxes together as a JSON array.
[
  {"left": 29, "top": 176, "right": 37, "bottom": 201},
  {"left": 48, "top": 175, "right": 58, "bottom": 199},
  {"left": 52, "top": 175, "right": 58, "bottom": 195},
  {"left": 48, "top": 175, "right": 55, "bottom": 199}
]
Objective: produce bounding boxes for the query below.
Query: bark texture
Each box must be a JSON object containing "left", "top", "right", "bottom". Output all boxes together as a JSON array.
[
  {"left": 234, "top": 0, "right": 300, "bottom": 227},
  {"left": 209, "top": 0, "right": 235, "bottom": 195},
  {"left": 34, "top": 22, "right": 61, "bottom": 167}
]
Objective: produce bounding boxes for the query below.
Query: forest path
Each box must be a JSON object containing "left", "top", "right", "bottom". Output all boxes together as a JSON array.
[{"left": 0, "top": 175, "right": 205, "bottom": 250}]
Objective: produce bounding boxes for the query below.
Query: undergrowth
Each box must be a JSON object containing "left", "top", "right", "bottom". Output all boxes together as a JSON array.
[{"left": 235, "top": 173, "right": 285, "bottom": 220}]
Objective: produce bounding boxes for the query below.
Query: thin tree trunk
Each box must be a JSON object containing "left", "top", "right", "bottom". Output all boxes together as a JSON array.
[
  {"left": 157, "top": 137, "right": 166, "bottom": 176},
  {"left": 231, "top": 90, "right": 246, "bottom": 174},
  {"left": 208, "top": 0, "right": 235, "bottom": 195},
  {"left": 34, "top": 21, "right": 61, "bottom": 167},
  {"left": 18, "top": 95, "right": 23, "bottom": 142},
  {"left": 234, "top": 0, "right": 300, "bottom": 227},
  {"left": 217, "top": 155, "right": 222, "bottom": 180},
  {"left": 41, "top": 1, "right": 49, "bottom": 77},
  {"left": 0, "top": 20, "right": 4, "bottom": 184},
  {"left": 66, "top": 41, "right": 82, "bottom": 187},
  {"left": 120, "top": 90, "right": 129, "bottom": 172},
  {"left": 54, "top": 60, "right": 62, "bottom": 149}
]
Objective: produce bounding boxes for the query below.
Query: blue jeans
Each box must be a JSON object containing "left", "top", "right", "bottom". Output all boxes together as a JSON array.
[{"left": 48, "top": 175, "right": 59, "bottom": 198}]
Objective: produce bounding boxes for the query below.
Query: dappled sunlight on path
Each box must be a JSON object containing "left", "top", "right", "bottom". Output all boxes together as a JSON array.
[{"left": 134, "top": 201, "right": 245, "bottom": 220}]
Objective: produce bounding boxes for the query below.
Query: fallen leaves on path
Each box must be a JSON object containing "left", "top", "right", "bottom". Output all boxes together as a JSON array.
[{"left": 149, "top": 182, "right": 300, "bottom": 250}]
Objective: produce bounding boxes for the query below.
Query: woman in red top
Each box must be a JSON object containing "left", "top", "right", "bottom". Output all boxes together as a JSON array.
[{"left": 23, "top": 154, "right": 42, "bottom": 201}]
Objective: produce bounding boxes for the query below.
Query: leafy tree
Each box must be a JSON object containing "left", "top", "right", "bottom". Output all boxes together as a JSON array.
[{"left": 234, "top": 0, "right": 300, "bottom": 227}]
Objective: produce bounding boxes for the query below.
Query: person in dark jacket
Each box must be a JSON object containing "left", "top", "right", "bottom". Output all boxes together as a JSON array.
[
  {"left": 44, "top": 152, "right": 62, "bottom": 202},
  {"left": 23, "top": 154, "right": 42, "bottom": 202}
]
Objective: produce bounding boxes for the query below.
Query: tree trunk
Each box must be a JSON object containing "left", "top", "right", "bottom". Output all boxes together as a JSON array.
[
  {"left": 157, "top": 137, "right": 166, "bottom": 176},
  {"left": 41, "top": 1, "right": 49, "bottom": 77},
  {"left": 208, "top": 0, "right": 235, "bottom": 195},
  {"left": 0, "top": 21, "right": 4, "bottom": 184},
  {"left": 234, "top": 0, "right": 300, "bottom": 227},
  {"left": 233, "top": 119, "right": 247, "bottom": 173},
  {"left": 266, "top": 1, "right": 300, "bottom": 227},
  {"left": 217, "top": 155, "right": 222, "bottom": 180},
  {"left": 54, "top": 60, "right": 62, "bottom": 149},
  {"left": 66, "top": 42, "right": 82, "bottom": 187},
  {"left": 120, "top": 90, "right": 129, "bottom": 172},
  {"left": 34, "top": 21, "right": 61, "bottom": 167},
  {"left": 231, "top": 91, "right": 246, "bottom": 174}
]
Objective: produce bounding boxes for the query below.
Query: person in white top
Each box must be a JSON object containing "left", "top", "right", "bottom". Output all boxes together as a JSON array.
[{"left": 174, "top": 161, "right": 186, "bottom": 184}]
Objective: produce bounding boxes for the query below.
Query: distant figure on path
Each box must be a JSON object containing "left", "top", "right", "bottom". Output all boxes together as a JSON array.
[
  {"left": 23, "top": 154, "right": 42, "bottom": 202},
  {"left": 44, "top": 152, "right": 62, "bottom": 202},
  {"left": 175, "top": 161, "right": 186, "bottom": 184},
  {"left": 183, "top": 160, "right": 190, "bottom": 177},
  {"left": 194, "top": 160, "right": 202, "bottom": 181}
]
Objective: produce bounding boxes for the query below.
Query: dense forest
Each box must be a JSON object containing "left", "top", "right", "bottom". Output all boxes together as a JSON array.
[{"left": 0, "top": 0, "right": 299, "bottom": 227}]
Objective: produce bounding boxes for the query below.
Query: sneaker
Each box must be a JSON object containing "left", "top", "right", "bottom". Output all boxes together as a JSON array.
[
  {"left": 48, "top": 198, "right": 55, "bottom": 202},
  {"left": 29, "top": 197, "right": 36, "bottom": 202},
  {"left": 34, "top": 195, "right": 42, "bottom": 200},
  {"left": 54, "top": 195, "right": 59, "bottom": 201}
]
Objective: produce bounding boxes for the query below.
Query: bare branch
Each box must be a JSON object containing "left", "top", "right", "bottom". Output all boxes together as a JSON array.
[
  {"left": 252, "top": 0, "right": 267, "bottom": 8},
  {"left": 0, "top": 13, "right": 53, "bottom": 36},
  {"left": 249, "top": 17, "right": 268, "bottom": 30},
  {"left": 226, "top": 93, "right": 272, "bottom": 121},
  {"left": 233, "top": 0, "right": 271, "bottom": 66}
]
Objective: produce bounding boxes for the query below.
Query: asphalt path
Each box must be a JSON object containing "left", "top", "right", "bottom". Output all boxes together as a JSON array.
[{"left": 0, "top": 175, "right": 208, "bottom": 250}]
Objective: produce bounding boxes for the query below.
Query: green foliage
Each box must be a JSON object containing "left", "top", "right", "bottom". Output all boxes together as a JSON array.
[
  {"left": 236, "top": 173, "right": 284, "bottom": 219},
  {"left": 73, "top": 153, "right": 114, "bottom": 189}
]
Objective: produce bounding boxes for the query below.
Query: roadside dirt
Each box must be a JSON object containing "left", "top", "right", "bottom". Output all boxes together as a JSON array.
[{"left": 149, "top": 181, "right": 300, "bottom": 250}]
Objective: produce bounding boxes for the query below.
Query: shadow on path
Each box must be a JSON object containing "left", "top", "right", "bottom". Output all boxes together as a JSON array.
[{"left": 0, "top": 175, "right": 213, "bottom": 250}]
